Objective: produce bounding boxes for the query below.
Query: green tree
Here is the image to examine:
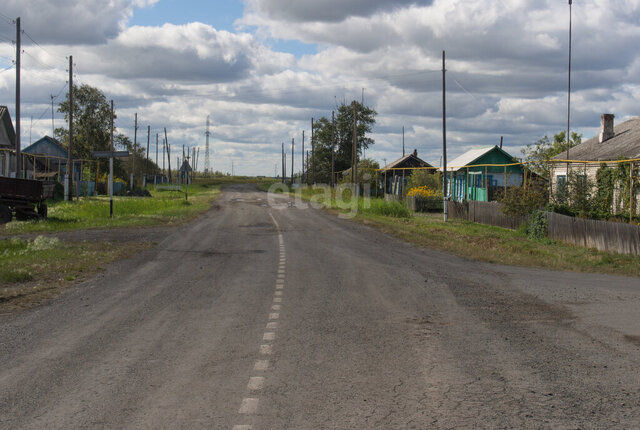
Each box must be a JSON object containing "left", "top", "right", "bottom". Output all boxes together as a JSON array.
[
  {"left": 310, "top": 101, "right": 377, "bottom": 183},
  {"left": 522, "top": 131, "right": 582, "bottom": 178}
]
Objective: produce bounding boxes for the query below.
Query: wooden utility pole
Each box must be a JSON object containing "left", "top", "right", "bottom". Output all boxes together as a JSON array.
[
  {"left": 311, "top": 118, "right": 315, "bottom": 184},
  {"left": 402, "top": 126, "right": 405, "bottom": 157},
  {"left": 291, "top": 137, "right": 294, "bottom": 186},
  {"left": 331, "top": 110, "right": 335, "bottom": 188},
  {"left": 442, "top": 50, "right": 448, "bottom": 222},
  {"left": 301, "top": 130, "right": 305, "bottom": 183},
  {"left": 109, "top": 100, "right": 114, "bottom": 216},
  {"left": 15, "top": 17, "right": 21, "bottom": 177},
  {"left": 145, "top": 125, "right": 150, "bottom": 186},
  {"left": 164, "top": 128, "right": 172, "bottom": 183},
  {"left": 352, "top": 101, "right": 357, "bottom": 188},
  {"left": 68, "top": 55, "right": 74, "bottom": 199},
  {"left": 281, "top": 142, "right": 285, "bottom": 183},
  {"left": 132, "top": 113, "right": 137, "bottom": 189}
]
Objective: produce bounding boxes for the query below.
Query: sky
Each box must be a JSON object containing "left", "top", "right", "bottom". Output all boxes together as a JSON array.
[{"left": 1, "top": 0, "right": 640, "bottom": 176}]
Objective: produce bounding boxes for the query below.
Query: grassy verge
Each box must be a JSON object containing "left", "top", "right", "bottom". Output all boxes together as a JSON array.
[
  {"left": 1, "top": 183, "right": 221, "bottom": 234},
  {"left": 271, "top": 184, "right": 640, "bottom": 277},
  {"left": 0, "top": 236, "right": 151, "bottom": 310}
]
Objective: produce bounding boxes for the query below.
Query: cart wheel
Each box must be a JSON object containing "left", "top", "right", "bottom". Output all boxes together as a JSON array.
[
  {"left": 0, "top": 204, "right": 12, "bottom": 224},
  {"left": 37, "top": 203, "right": 48, "bottom": 219}
]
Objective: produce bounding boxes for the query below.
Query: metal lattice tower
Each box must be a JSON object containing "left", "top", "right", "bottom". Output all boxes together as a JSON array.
[{"left": 204, "top": 115, "right": 211, "bottom": 176}]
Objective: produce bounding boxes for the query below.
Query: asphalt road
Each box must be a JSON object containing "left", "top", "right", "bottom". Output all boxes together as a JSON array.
[{"left": 1, "top": 184, "right": 639, "bottom": 429}]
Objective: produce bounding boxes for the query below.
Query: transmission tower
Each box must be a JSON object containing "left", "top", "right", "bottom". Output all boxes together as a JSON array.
[{"left": 204, "top": 115, "right": 211, "bottom": 176}]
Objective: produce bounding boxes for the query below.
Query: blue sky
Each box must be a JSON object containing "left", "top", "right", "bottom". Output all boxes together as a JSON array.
[{"left": 129, "top": 0, "right": 317, "bottom": 57}]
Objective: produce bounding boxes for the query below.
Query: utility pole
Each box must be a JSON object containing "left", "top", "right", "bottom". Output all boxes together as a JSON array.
[
  {"left": 311, "top": 118, "right": 315, "bottom": 184},
  {"left": 15, "top": 17, "right": 21, "bottom": 178},
  {"left": 145, "top": 125, "right": 150, "bottom": 187},
  {"left": 132, "top": 113, "right": 137, "bottom": 189},
  {"left": 331, "top": 110, "right": 335, "bottom": 188},
  {"left": 291, "top": 137, "right": 294, "bottom": 186},
  {"left": 162, "top": 136, "right": 165, "bottom": 181},
  {"left": 165, "top": 128, "right": 172, "bottom": 183},
  {"left": 301, "top": 130, "right": 305, "bottom": 183},
  {"left": 155, "top": 133, "right": 159, "bottom": 184},
  {"left": 205, "top": 115, "right": 211, "bottom": 176},
  {"left": 51, "top": 94, "right": 55, "bottom": 136},
  {"left": 68, "top": 55, "right": 74, "bottom": 200},
  {"left": 281, "top": 142, "right": 285, "bottom": 183},
  {"left": 402, "top": 126, "right": 405, "bottom": 157},
  {"left": 566, "top": 0, "right": 573, "bottom": 176},
  {"left": 109, "top": 100, "right": 114, "bottom": 217},
  {"left": 442, "top": 50, "right": 448, "bottom": 222},
  {"left": 352, "top": 101, "right": 357, "bottom": 187}
]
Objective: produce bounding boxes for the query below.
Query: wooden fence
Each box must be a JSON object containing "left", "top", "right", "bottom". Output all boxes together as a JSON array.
[
  {"left": 446, "top": 200, "right": 528, "bottom": 230},
  {"left": 546, "top": 212, "right": 640, "bottom": 256}
]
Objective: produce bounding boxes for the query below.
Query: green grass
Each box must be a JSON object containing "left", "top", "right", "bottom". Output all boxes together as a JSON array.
[
  {"left": 0, "top": 236, "right": 150, "bottom": 309},
  {"left": 1, "top": 184, "right": 221, "bottom": 234},
  {"left": 271, "top": 184, "right": 639, "bottom": 277}
]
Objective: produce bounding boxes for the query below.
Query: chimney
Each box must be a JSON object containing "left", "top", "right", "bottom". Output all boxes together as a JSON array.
[
  {"left": 599, "top": 113, "right": 615, "bottom": 143},
  {"left": 413, "top": 149, "right": 417, "bottom": 157}
]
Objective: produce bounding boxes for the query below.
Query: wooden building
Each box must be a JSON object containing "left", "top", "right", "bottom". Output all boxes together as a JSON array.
[{"left": 380, "top": 150, "right": 433, "bottom": 196}]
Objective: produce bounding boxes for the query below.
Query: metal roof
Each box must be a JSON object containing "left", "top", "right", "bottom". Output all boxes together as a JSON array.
[
  {"left": 552, "top": 116, "right": 640, "bottom": 161},
  {"left": 380, "top": 153, "right": 432, "bottom": 171}
]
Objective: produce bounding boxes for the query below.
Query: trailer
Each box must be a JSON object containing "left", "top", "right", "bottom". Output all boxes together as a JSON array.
[{"left": 0, "top": 177, "right": 55, "bottom": 224}]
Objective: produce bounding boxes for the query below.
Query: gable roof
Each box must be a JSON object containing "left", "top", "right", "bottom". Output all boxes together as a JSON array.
[
  {"left": 179, "top": 159, "right": 193, "bottom": 172},
  {"left": 380, "top": 153, "right": 432, "bottom": 171},
  {"left": 23, "top": 136, "right": 69, "bottom": 159},
  {"left": 0, "top": 105, "right": 16, "bottom": 149},
  {"left": 446, "top": 145, "right": 517, "bottom": 171},
  {"left": 552, "top": 116, "right": 640, "bottom": 161}
]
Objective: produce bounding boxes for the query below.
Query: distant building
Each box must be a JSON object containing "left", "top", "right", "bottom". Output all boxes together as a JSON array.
[
  {"left": 444, "top": 145, "right": 523, "bottom": 202},
  {"left": 22, "top": 136, "right": 76, "bottom": 181},
  {"left": 179, "top": 159, "right": 193, "bottom": 184},
  {"left": 380, "top": 149, "right": 433, "bottom": 196}
]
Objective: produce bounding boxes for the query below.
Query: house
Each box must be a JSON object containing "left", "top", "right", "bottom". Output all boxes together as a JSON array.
[
  {"left": 551, "top": 114, "right": 640, "bottom": 213},
  {"left": 22, "top": 136, "right": 74, "bottom": 181},
  {"left": 0, "top": 106, "right": 16, "bottom": 177},
  {"left": 444, "top": 145, "right": 524, "bottom": 202},
  {"left": 380, "top": 149, "right": 433, "bottom": 196}
]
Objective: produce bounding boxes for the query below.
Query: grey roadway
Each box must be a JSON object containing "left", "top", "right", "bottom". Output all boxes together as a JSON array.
[{"left": 1, "top": 184, "right": 639, "bottom": 429}]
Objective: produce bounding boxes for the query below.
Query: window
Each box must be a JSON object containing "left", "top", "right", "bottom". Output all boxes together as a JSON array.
[{"left": 556, "top": 175, "right": 566, "bottom": 187}]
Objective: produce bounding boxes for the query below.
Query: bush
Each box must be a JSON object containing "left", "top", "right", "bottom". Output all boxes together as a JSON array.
[
  {"left": 499, "top": 179, "right": 548, "bottom": 217},
  {"left": 527, "top": 210, "right": 548, "bottom": 240},
  {"left": 407, "top": 169, "right": 441, "bottom": 191},
  {"left": 365, "top": 199, "right": 411, "bottom": 218}
]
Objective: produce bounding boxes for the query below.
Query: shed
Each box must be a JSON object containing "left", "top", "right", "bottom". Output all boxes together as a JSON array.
[
  {"left": 445, "top": 145, "right": 523, "bottom": 202},
  {"left": 380, "top": 150, "right": 433, "bottom": 196}
]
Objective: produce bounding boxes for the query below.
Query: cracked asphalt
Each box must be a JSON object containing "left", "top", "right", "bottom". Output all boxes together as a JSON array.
[{"left": 1, "top": 184, "right": 639, "bottom": 429}]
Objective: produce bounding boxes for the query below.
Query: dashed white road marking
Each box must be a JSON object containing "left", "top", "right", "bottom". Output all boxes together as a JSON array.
[
  {"left": 247, "top": 377, "right": 265, "bottom": 391},
  {"left": 273, "top": 297, "right": 282, "bottom": 303},
  {"left": 233, "top": 425, "right": 252, "bottom": 430},
  {"left": 239, "top": 398, "right": 259, "bottom": 414},
  {"left": 274, "top": 291, "right": 283, "bottom": 297},
  {"left": 254, "top": 360, "right": 269, "bottom": 371},
  {"left": 266, "top": 322, "right": 278, "bottom": 329},
  {"left": 263, "top": 332, "right": 276, "bottom": 341},
  {"left": 272, "top": 305, "right": 281, "bottom": 311},
  {"left": 276, "top": 279, "right": 285, "bottom": 284},
  {"left": 259, "top": 344, "right": 273, "bottom": 355}
]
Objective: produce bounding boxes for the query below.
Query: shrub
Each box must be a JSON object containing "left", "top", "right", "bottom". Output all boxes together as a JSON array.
[
  {"left": 527, "top": 210, "right": 548, "bottom": 240},
  {"left": 499, "top": 179, "right": 548, "bottom": 217}
]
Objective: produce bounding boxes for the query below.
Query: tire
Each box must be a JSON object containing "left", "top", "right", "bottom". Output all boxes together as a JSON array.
[{"left": 0, "top": 204, "right": 12, "bottom": 224}]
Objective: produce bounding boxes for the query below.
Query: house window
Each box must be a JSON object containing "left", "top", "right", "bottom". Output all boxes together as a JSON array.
[{"left": 556, "top": 175, "right": 566, "bottom": 187}]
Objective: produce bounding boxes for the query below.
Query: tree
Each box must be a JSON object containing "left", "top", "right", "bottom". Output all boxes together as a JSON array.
[
  {"left": 310, "top": 101, "right": 377, "bottom": 184},
  {"left": 522, "top": 130, "right": 582, "bottom": 178}
]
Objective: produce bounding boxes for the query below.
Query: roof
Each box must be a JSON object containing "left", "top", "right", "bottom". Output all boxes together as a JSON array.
[
  {"left": 23, "top": 136, "right": 69, "bottom": 160},
  {"left": 380, "top": 153, "right": 432, "bottom": 171},
  {"left": 445, "top": 145, "right": 517, "bottom": 171},
  {"left": 552, "top": 116, "right": 640, "bottom": 161},
  {"left": 0, "top": 105, "right": 16, "bottom": 149}
]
